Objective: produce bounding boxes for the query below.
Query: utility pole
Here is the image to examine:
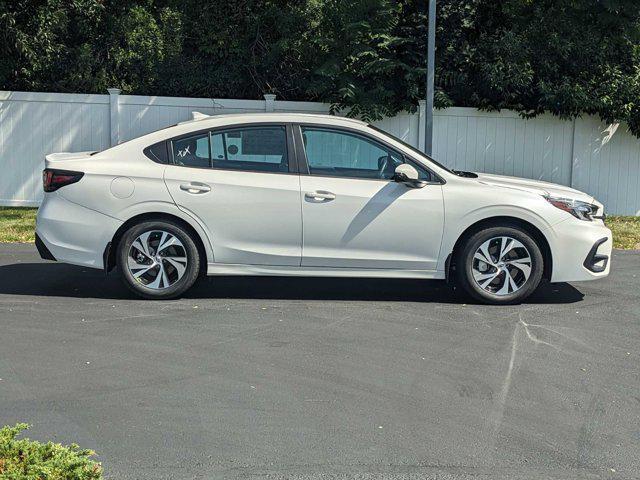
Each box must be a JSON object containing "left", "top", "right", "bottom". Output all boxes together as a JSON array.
[{"left": 425, "top": 0, "right": 436, "bottom": 156}]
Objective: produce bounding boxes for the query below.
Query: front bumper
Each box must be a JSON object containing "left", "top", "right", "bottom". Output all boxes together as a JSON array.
[
  {"left": 548, "top": 219, "right": 612, "bottom": 283},
  {"left": 583, "top": 237, "right": 609, "bottom": 273},
  {"left": 36, "top": 193, "right": 122, "bottom": 270}
]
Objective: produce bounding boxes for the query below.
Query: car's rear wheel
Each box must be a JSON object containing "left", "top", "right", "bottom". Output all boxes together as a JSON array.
[
  {"left": 117, "top": 220, "right": 200, "bottom": 299},
  {"left": 455, "top": 226, "right": 544, "bottom": 305}
]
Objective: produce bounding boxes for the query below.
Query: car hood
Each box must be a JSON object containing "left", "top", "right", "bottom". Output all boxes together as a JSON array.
[{"left": 474, "top": 172, "right": 595, "bottom": 204}]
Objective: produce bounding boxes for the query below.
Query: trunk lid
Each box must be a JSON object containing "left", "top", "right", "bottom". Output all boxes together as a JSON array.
[{"left": 44, "top": 151, "right": 97, "bottom": 169}]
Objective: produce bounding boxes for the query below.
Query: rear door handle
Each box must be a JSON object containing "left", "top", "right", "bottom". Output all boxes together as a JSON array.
[
  {"left": 180, "top": 182, "right": 211, "bottom": 194},
  {"left": 305, "top": 190, "right": 336, "bottom": 202}
]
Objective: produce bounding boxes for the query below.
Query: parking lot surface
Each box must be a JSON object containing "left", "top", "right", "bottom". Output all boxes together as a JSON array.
[{"left": 0, "top": 244, "right": 638, "bottom": 479}]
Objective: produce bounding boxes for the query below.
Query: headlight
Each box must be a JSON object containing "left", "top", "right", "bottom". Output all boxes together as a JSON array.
[{"left": 544, "top": 195, "right": 598, "bottom": 221}]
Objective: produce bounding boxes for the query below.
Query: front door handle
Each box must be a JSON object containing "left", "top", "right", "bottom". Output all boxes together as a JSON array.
[
  {"left": 305, "top": 190, "right": 336, "bottom": 202},
  {"left": 180, "top": 182, "right": 211, "bottom": 194}
]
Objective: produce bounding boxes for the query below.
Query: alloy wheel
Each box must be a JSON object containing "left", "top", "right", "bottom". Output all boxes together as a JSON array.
[
  {"left": 127, "top": 230, "right": 188, "bottom": 290},
  {"left": 472, "top": 236, "right": 532, "bottom": 296}
]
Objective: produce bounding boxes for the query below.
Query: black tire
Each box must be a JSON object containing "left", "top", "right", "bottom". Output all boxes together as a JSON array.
[
  {"left": 117, "top": 220, "right": 200, "bottom": 299},
  {"left": 455, "top": 225, "right": 544, "bottom": 305}
]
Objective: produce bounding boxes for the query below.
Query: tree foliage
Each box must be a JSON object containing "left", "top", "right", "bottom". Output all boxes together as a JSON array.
[{"left": 1, "top": 0, "right": 639, "bottom": 133}]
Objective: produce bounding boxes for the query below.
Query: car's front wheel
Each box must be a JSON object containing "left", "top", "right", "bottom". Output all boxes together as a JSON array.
[
  {"left": 455, "top": 226, "right": 544, "bottom": 305},
  {"left": 117, "top": 220, "right": 200, "bottom": 299}
]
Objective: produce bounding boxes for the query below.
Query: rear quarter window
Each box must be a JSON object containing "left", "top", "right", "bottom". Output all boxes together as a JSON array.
[{"left": 144, "top": 141, "right": 170, "bottom": 164}]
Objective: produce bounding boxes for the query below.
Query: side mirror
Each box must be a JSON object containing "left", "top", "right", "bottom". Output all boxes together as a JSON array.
[{"left": 394, "top": 164, "right": 427, "bottom": 188}]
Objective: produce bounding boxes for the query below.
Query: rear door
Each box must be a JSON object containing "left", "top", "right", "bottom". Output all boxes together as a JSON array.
[
  {"left": 297, "top": 125, "right": 444, "bottom": 270},
  {"left": 163, "top": 124, "right": 302, "bottom": 266}
]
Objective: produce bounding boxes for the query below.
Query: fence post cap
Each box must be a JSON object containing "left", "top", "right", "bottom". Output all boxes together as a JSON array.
[
  {"left": 107, "top": 88, "right": 121, "bottom": 96},
  {"left": 263, "top": 94, "right": 277, "bottom": 101},
  {"left": 418, "top": 99, "right": 427, "bottom": 106}
]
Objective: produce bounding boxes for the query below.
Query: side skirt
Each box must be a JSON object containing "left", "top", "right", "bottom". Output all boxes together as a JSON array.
[{"left": 206, "top": 263, "right": 446, "bottom": 279}]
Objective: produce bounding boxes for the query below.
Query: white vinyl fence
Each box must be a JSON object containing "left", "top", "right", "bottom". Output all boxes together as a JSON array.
[{"left": 1, "top": 89, "right": 639, "bottom": 215}]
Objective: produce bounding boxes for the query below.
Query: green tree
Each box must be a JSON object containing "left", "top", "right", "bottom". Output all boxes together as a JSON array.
[
  {"left": 435, "top": 0, "right": 640, "bottom": 132},
  {"left": 1, "top": 0, "right": 640, "bottom": 135}
]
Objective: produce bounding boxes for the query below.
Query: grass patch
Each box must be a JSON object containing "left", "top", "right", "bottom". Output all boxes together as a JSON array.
[
  {"left": 0, "top": 207, "right": 638, "bottom": 249},
  {"left": 0, "top": 207, "right": 37, "bottom": 242},
  {"left": 607, "top": 215, "right": 640, "bottom": 250}
]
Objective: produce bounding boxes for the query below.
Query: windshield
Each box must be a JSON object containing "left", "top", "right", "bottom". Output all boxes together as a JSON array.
[{"left": 367, "top": 124, "right": 454, "bottom": 174}]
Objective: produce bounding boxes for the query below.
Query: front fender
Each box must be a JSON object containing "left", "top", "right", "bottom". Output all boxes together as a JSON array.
[{"left": 437, "top": 204, "right": 554, "bottom": 272}]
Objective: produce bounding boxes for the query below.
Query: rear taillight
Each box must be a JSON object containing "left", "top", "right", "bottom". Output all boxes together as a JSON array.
[{"left": 42, "top": 169, "right": 84, "bottom": 192}]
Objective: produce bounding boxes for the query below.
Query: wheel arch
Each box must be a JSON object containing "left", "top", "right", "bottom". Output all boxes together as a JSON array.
[
  {"left": 446, "top": 216, "right": 553, "bottom": 282},
  {"left": 105, "top": 212, "right": 210, "bottom": 275}
]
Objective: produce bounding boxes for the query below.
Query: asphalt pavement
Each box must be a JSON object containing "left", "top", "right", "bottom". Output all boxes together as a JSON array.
[{"left": 0, "top": 244, "right": 638, "bottom": 479}]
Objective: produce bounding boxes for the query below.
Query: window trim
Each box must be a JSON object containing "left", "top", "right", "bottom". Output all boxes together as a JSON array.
[
  {"left": 294, "top": 124, "right": 445, "bottom": 184},
  {"left": 165, "top": 122, "right": 296, "bottom": 175},
  {"left": 292, "top": 124, "right": 310, "bottom": 175}
]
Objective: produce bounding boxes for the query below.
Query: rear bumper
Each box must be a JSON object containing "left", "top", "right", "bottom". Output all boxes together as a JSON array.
[
  {"left": 548, "top": 219, "right": 612, "bottom": 283},
  {"left": 36, "top": 193, "right": 122, "bottom": 270},
  {"left": 35, "top": 233, "right": 56, "bottom": 261}
]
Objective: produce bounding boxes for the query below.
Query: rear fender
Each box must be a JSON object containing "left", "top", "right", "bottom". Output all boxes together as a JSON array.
[{"left": 114, "top": 202, "right": 214, "bottom": 264}]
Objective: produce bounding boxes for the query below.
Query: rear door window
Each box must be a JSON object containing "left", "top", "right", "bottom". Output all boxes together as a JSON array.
[
  {"left": 210, "top": 126, "right": 288, "bottom": 173},
  {"left": 172, "top": 133, "right": 211, "bottom": 168}
]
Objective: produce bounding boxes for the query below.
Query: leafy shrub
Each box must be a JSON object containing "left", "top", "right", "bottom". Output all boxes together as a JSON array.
[{"left": 0, "top": 424, "right": 102, "bottom": 480}]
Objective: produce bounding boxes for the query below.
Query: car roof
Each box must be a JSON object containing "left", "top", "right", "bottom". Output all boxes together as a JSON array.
[
  {"left": 106, "top": 112, "right": 371, "bottom": 155},
  {"left": 176, "top": 112, "right": 367, "bottom": 128}
]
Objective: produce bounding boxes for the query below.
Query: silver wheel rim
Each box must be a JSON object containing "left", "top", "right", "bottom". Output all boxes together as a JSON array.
[
  {"left": 472, "top": 236, "right": 532, "bottom": 296},
  {"left": 127, "top": 230, "right": 188, "bottom": 290}
]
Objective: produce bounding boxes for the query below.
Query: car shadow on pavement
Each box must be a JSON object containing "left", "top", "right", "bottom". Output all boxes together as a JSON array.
[{"left": 0, "top": 262, "right": 585, "bottom": 304}]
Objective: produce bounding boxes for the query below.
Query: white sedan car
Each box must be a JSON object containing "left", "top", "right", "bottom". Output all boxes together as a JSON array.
[{"left": 35, "top": 113, "right": 612, "bottom": 304}]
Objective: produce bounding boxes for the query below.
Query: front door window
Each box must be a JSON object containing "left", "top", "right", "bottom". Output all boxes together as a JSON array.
[{"left": 301, "top": 127, "right": 431, "bottom": 181}]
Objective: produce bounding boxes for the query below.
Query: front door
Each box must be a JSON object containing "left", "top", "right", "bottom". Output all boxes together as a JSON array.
[
  {"left": 298, "top": 126, "right": 444, "bottom": 270},
  {"left": 163, "top": 124, "right": 302, "bottom": 266}
]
